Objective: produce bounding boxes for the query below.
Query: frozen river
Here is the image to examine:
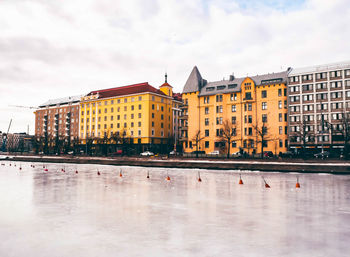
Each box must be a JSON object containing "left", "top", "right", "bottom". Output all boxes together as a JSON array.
[{"left": 0, "top": 162, "right": 350, "bottom": 257}]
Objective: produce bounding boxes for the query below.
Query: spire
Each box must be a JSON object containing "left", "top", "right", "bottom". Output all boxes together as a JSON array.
[
  {"left": 165, "top": 72, "right": 167, "bottom": 83},
  {"left": 182, "top": 66, "right": 204, "bottom": 93}
]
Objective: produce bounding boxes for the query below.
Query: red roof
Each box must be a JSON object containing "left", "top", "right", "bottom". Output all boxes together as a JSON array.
[
  {"left": 88, "top": 82, "right": 166, "bottom": 99},
  {"left": 160, "top": 82, "right": 173, "bottom": 88}
]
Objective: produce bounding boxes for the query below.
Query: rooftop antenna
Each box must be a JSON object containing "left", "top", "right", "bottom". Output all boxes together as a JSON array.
[{"left": 165, "top": 72, "right": 168, "bottom": 83}]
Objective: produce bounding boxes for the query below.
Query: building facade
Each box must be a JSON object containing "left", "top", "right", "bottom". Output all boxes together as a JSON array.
[
  {"left": 180, "top": 66, "right": 289, "bottom": 155},
  {"left": 34, "top": 95, "right": 81, "bottom": 152},
  {"left": 79, "top": 81, "right": 177, "bottom": 153},
  {"left": 288, "top": 61, "right": 350, "bottom": 154}
]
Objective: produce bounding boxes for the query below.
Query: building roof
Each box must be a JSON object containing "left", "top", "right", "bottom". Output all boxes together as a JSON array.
[
  {"left": 183, "top": 66, "right": 206, "bottom": 93},
  {"left": 199, "top": 78, "right": 244, "bottom": 96},
  {"left": 289, "top": 60, "right": 350, "bottom": 75},
  {"left": 39, "top": 95, "right": 82, "bottom": 108},
  {"left": 87, "top": 82, "right": 166, "bottom": 99},
  {"left": 199, "top": 71, "right": 288, "bottom": 96},
  {"left": 251, "top": 71, "right": 288, "bottom": 85}
]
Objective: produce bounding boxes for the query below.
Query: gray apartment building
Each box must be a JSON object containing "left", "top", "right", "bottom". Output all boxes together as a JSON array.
[{"left": 287, "top": 61, "right": 350, "bottom": 154}]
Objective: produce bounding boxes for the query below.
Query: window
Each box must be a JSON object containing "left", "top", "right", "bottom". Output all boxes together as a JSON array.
[
  {"left": 111, "top": 116, "right": 114, "bottom": 121},
  {"left": 331, "top": 102, "right": 343, "bottom": 110},
  {"left": 216, "top": 105, "right": 223, "bottom": 113},
  {"left": 289, "top": 76, "right": 299, "bottom": 83},
  {"left": 245, "top": 92, "right": 252, "bottom": 100},
  {"left": 316, "top": 72, "right": 327, "bottom": 80},
  {"left": 316, "top": 93, "right": 327, "bottom": 100},
  {"left": 216, "top": 95, "right": 223, "bottom": 102},
  {"left": 279, "top": 113, "right": 282, "bottom": 122},
  {"left": 131, "top": 114, "right": 134, "bottom": 119},
  {"left": 330, "top": 70, "right": 342, "bottom": 78},
  {"left": 330, "top": 81, "right": 342, "bottom": 89},
  {"left": 231, "top": 105, "right": 236, "bottom": 112},
  {"left": 302, "top": 84, "right": 313, "bottom": 91},
  {"left": 138, "top": 122, "right": 141, "bottom": 127},
  {"left": 138, "top": 113, "right": 141, "bottom": 118},
  {"left": 262, "top": 102, "right": 267, "bottom": 110},
  {"left": 161, "top": 114, "right": 164, "bottom": 120},
  {"left": 262, "top": 114, "right": 267, "bottom": 123},
  {"left": 205, "top": 141, "right": 209, "bottom": 148},
  {"left": 152, "top": 104, "right": 154, "bottom": 110},
  {"left": 124, "top": 106, "right": 127, "bottom": 111},
  {"left": 205, "top": 107, "right": 209, "bottom": 114},
  {"left": 331, "top": 92, "right": 342, "bottom": 99},
  {"left": 278, "top": 89, "right": 282, "bottom": 96},
  {"left": 232, "top": 141, "right": 236, "bottom": 148},
  {"left": 317, "top": 103, "right": 328, "bottom": 111},
  {"left": 345, "top": 70, "right": 350, "bottom": 76},
  {"left": 316, "top": 83, "right": 327, "bottom": 90},
  {"left": 278, "top": 101, "right": 282, "bottom": 109},
  {"left": 204, "top": 96, "right": 210, "bottom": 104},
  {"left": 302, "top": 74, "right": 313, "bottom": 81},
  {"left": 161, "top": 123, "right": 163, "bottom": 128},
  {"left": 261, "top": 90, "right": 267, "bottom": 98},
  {"left": 289, "top": 85, "right": 300, "bottom": 93},
  {"left": 205, "top": 118, "right": 209, "bottom": 126},
  {"left": 152, "top": 113, "right": 154, "bottom": 118},
  {"left": 232, "top": 116, "right": 236, "bottom": 124},
  {"left": 205, "top": 130, "right": 209, "bottom": 137},
  {"left": 216, "top": 117, "right": 223, "bottom": 125},
  {"left": 217, "top": 85, "right": 226, "bottom": 90},
  {"left": 303, "top": 94, "right": 313, "bottom": 102},
  {"left": 303, "top": 105, "right": 314, "bottom": 111},
  {"left": 152, "top": 121, "right": 154, "bottom": 127}
]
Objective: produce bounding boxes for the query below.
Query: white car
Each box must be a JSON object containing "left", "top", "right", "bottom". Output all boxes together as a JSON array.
[
  {"left": 208, "top": 150, "right": 220, "bottom": 155},
  {"left": 232, "top": 151, "right": 242, "bottom": 157},
  {"left": 140, "top": 151, "right": 154, "bottom": 156}
]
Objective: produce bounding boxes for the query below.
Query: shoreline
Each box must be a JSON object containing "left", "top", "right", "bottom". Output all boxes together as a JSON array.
[{"left": 3, "top": 155, "right": 350, "bottom": 174}]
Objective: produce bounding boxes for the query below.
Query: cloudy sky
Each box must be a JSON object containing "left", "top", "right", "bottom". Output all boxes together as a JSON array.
[{"left": 0, "top": 0, "right": 349, "bottom": 134}]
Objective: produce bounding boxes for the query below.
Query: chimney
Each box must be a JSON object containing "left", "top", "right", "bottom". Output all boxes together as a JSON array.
[{"left": 229, "top": 73, "right": 235, "bottom": 81}]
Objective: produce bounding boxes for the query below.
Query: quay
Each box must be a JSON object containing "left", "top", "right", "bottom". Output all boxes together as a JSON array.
[{"left": 4, "top": 155, "right": 350, "bottom": 174}]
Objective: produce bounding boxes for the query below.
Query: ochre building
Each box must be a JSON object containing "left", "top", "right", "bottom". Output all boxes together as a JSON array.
[
  {"left": 180, "top": 66, "right": 289, "bottom": 155},
  {"left": 79, "top": 79, "right": 180, "bottom": 152}
]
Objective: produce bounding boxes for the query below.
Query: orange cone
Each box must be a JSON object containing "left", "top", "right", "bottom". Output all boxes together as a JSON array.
[
  {"left": 166, "top": 173, "right": 170, "bottom": 181},
  {"left": 75, "top": 170, "right": 78, "bottom": 174},
  {"left": 119, "top": 171, "right": 122, "bottom": 177},
  {"left": 147, "top": 171, "right": 150, "bottom": 179},
  {"left": 263, "top": 177, "right": 270, "bottom": 188},
  {"left": 296, "top": 177, "right": 300, "bottom": 188},
  {"left": 198, "top": 172, "right": 202, "bottom": 182},
  {"left": 97, "top": 171, "right": 101, "bottom": 176},
  {"left": 239, "top": 174, "right": 243, "bottom": 185}
]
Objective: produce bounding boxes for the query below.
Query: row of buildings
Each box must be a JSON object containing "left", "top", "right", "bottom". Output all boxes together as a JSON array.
[{"left": 34, "top": 60, "right": 350, "bottom": 156}]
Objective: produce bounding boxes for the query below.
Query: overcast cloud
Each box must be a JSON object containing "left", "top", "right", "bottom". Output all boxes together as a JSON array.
[{"left": 0, "top": 0, "right": 349, "bottom": 134}]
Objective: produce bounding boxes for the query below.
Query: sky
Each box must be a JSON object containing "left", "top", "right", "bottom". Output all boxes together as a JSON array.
[{"left": 0, "top": 0, "right": 349, "bottom": 134}]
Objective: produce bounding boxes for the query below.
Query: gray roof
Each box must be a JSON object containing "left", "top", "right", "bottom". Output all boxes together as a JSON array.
[
  {"left": 182, "top": 66, "right": 205, "bottom": 93},
  {"left": 289, "top": 60, "right": 350, "bottom": 75},
  {"left": 39, "top": 95, "right": 83, "bottom": 108},
  {"left": 251, "top": 71, "right": 288, "bottom": 85},
  {"left": 199, "top": 71, "right": 288, "bottom": 96},
  {"left": 199, "top": 78, "right": 244, "bottom": 96}
]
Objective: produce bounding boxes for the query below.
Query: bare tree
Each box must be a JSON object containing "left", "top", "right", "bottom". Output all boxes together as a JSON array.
[
  {"left": 217, "top": 119, "right": 238, "bottom": 158},
  {"left": 253, "top": 121, "right": 272, "bottom": 158},
  {"left": 192, "top": 130, "right": 205, "bottom": 158},
  {"left": 292, "top": 119, "right": 314, "bottom": 155},
  {"left": 335, "top": 111, "right": 350, "bottom": 157}
]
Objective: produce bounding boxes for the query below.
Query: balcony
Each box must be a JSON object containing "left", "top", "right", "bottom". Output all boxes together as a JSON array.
[{"left": 179, "top": 115, "right": 188, "bottom": 120}]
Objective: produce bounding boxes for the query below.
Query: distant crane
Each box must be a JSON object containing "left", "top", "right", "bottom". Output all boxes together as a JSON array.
[
  {"left": 1, "top": 119, "right": 12, "bottom": 152},
  {"left": 9, "top": 105, "right": 37, "bottom": 109}
]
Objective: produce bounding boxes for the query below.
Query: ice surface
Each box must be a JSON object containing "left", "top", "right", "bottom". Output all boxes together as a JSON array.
[{"left": 0, "top": 162, "right": 350, "bottom": 257}]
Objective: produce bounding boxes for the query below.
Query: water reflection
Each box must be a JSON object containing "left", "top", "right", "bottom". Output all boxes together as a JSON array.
[{"left": 0, "top": 162, "right": 349, "bottom": 257}]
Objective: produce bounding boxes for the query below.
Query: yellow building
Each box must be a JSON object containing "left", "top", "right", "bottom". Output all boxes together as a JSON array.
[
  {"left": 180, "top": 66, "right": 289, "bottom": 156},
  {"left": 79, "top": 80, "right": 176, "bottom": 153}
]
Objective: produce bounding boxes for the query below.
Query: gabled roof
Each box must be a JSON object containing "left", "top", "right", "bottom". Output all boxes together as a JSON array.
[
  {"left": 39, "top": 95, "right": 82, "bottom": 108},
  {"left": 183, "top": 66, "right": 205, "bottom": 93},
  {"left": 199, "top": 78, "right": 244, "bottom": 96},
  {"left": 251, "top": 71, "right": 288, "bottom": 85},
  {"left": 87, "top": 82, "right": 166, "bottom": 99}
]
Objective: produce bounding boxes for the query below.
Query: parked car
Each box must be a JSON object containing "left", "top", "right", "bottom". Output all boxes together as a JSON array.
[
  {"left": 280, "top": 151, "right": 295, "bottom": 158},
  {"left": 232, "top": 151, "right": 242, "bottom": 157},
  {"left": 169, "top": 150, "right": 180, "bottom": 156},
  {"left": 314, "top": 151, "right": 330, "bottom": 159},
  {"left": 263, "top": 151, "right": 274, "bottom": 158},
  {"left": 191, "top": 151, "right": 206, "bottom": 155},
  {"left": 208, "top": 150, "right": 220, "bottom": 155},
  {"left": 140, "top": 151, "right": 154, "bottom": 156}
]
